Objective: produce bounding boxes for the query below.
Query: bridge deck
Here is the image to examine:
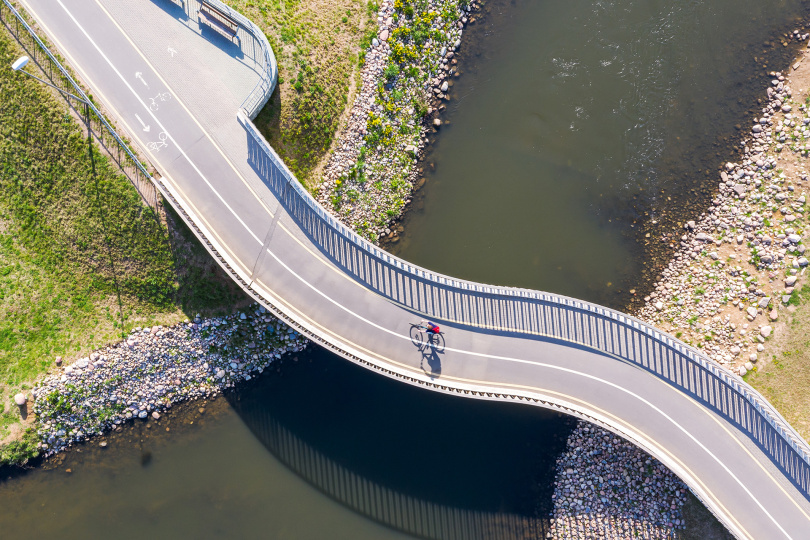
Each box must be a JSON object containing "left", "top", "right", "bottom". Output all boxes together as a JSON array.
[{"left": 16, "top": 0, "right": 810, "bottom": 538}]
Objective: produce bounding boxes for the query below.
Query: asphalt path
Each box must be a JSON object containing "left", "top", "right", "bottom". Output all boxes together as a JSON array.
[{"left": 17, "top": 0, "right": 810, "bottom": 537}]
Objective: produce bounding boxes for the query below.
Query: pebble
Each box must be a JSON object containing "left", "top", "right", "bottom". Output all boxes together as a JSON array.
[
  {"left": 31, "top": 304, "right": 308, "bottom": 456},
  {"left": 760, "top": 326, "right": 773, "bottom": 338},
  {"left": 638, "top": 65, "right": 809, "bottom": 378},
  {"left": 316, "top": 0, "right": 476, "bottom": 241},
  {"left": 551, "top": 423, "right": 686, "bottom": 538}
]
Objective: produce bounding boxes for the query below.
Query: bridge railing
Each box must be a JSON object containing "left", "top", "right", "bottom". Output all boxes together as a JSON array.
[
  {"left": 240, "top": 110, "right": 810, "bottom": 500},
  {"left": 0, "top": 0, "right": 161, "bottom": 211},
  {"left": 192, "top": 0, "right": 277, "bottom": 118}
]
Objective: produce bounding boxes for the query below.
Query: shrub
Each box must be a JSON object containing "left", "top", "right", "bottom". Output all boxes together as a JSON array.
[{"left": 384, "top": 63, "right": 400, "bottom": 80}]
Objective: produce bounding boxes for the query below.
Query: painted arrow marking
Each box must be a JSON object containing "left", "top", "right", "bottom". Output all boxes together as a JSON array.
[
  {"left": 134, "top": 71, "right": 149, "bottom": 88},
  {"left": 134, "top": 113, "right": 150, "bottom": 132}
]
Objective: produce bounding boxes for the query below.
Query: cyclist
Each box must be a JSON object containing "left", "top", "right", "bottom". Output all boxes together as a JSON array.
[{"left": 420, "top": 319, "right": 441, "bottom": 334}]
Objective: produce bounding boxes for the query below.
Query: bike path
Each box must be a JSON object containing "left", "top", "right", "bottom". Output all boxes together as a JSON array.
[{"left": 18, "top": 0, "right": 810, "bottom": 537}]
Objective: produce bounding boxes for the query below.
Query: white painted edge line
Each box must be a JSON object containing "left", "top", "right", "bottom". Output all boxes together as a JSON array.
[
  {"left": 54, "top": 0, "right": 264, "bottom": 247},
  {"left": 157, "top": 177, "right": 252, "bottom": 285},
  {"left": 28, "top": 1, "right": 801, "bottom": 536},
  {"left": 261, "top": 244, "right": 791, "bottom": 540}
]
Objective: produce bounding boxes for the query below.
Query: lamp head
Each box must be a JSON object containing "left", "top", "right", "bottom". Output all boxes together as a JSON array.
[{"left": 11, "top": 56, "right": 29, "bottom": 71}]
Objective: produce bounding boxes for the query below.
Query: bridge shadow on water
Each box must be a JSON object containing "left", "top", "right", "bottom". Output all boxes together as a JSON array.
[
  {"left": 226, "top": 347, "right": 575, "bottom": 539},
  {"left": 243, "top": 103, "right": 810, "bottom": 503}
]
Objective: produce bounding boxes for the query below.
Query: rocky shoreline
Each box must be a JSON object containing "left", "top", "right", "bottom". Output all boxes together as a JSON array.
[
  {"left": 637, "top": 30, "right": 810, "bottom": 378},
  {"left": 545, "top": 29, "right": 810, "bottom": 540},
  {"left": 26, "top": 305, "right": 307, "bottom": 456},
  {"left": 317, "top": 0, "right": 478, "bottom": 242},
  {"left": 549, "top": 423, "right": 687, "bottom": 539},
  {"left": 13, "top": 9, "right": 810, "bottom": 540}
]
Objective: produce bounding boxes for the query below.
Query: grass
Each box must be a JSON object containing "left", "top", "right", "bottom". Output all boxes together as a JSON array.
[
  {"left": 746, "top": 283, "right": 810, "bottom": 440},
  {"left": 0, "top": 24, "right": 248, "bottom": 459},
  {"left": 225, "top": 0, "right": 376, "bottom": 188}
]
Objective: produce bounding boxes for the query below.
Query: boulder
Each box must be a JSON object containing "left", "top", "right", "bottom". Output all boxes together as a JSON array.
[{"left": 760, "top": 326, "right": 773, "bottom": 338}]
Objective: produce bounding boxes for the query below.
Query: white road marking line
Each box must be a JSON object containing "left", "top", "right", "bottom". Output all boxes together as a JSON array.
[
  {"left": 261, "top": 238, "right": 794, "bottom": 540},
  {"left": 53, "top": 0, "right": 263, "bottom": 246},
  {"left": 23, "top": 1, "right": 807, "bottom": 536}
]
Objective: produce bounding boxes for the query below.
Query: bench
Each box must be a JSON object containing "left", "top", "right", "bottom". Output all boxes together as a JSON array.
[{"left": 198, "top": 1, "right": 240, "bottom": 44}]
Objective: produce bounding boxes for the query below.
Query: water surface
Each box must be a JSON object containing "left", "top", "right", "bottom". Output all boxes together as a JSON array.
[
  {"left": 2, "top": 0, "right": 810, "bottom": 537},
  {"left": 391, "top": 0, "right": 809, "bottom": 308}
]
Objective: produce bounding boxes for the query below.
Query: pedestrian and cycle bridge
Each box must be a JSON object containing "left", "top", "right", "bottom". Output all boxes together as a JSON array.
[{"left": 9, "top": 0, "right": 810, "bottom": 537}]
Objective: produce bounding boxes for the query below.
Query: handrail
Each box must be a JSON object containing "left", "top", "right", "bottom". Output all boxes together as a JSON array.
[
  {"left": 0, "top": 0, "right": 159, "bottom": 209},
  {"left": 199, "top": 0, "right": 277, "bottom": 118},
  {"left": 238, "top": 109, "right": 810, "bottom": 499}
]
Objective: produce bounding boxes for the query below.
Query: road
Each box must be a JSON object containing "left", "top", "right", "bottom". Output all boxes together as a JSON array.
[{"left": 16, "top": 0, "right": 810, "bottom": 537}]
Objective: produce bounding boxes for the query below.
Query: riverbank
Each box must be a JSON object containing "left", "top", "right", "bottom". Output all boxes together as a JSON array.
[
  {"left": 636, "top": 29, "right": 810, "bottom": 394},
  {"left": 27, "top": 304, "right": 306, "bottom": 456},
  {"left": 316, "top": 0, "right": 478, "bottom": 241},
  {"left": 0, "top": 21, "right": 251, "bottom": 465}
]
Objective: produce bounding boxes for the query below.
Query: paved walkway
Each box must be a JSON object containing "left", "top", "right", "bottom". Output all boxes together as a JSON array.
[{"left": 15, "top": 0, "right": 810, "bottom": 538}]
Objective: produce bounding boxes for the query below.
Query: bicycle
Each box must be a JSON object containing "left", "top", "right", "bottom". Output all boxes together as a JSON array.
[
  {"left": 147, "top": 131, "right": 168, "bottom": 152},
  {"left": 410, "top": 321, "right": 445, "bottom": 352},
  {"left": 148, "top": 92, "right": 172, "bottom": 111}
]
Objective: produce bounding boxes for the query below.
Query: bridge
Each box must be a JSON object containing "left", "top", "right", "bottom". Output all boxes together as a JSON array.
[{"left": 6, "top": 0, "right": 810, "bottom": 537}]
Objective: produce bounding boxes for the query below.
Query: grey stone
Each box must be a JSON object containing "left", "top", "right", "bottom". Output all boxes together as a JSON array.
[
  {"left": 760, "top": 326, "right": 773, "bottom": 338},
  {"left": 758, "top": 296, "right": 771, "bottom": 309}
]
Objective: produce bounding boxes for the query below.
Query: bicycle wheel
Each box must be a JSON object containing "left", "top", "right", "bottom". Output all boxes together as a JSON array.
[
  {"left": 409, "top": 325, "right": 425, "bottom": 349},
  {"left": 429, "top": 332, "right": 445, "bottom": 353}
]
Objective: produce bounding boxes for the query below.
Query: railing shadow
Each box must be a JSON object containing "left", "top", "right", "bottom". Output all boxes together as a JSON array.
[
  {"left": 227, "top": 391, "right": 551, "bottom": 539},
  {"left": 148, "top": 0, "right": 188, "bottom": 21}
]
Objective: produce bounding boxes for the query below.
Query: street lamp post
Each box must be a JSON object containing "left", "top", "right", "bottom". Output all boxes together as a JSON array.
[{"left": 11, "top": 55, "right": 89, "bottom": 106}]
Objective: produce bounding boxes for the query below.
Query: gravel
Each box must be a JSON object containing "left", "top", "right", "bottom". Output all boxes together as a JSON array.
[
  {"left": 549, "top": 422, "right": 687, "bottom": 539},
  {"left": 638, "top": 55, "right": 809, "bottom": 374},
  {"left": 31, "top": 304, "right": 308, "bottom": 455}
]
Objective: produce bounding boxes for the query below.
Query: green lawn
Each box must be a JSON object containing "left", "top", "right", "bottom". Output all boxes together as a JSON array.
[
  {"left": 226, "top": 0, "right": 376, "bottom": 188},
  {"left": 0, "top": 23, "right": 247, "bottom": 456}
]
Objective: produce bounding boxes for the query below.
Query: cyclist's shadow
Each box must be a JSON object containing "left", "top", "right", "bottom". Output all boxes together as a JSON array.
[{"left": 409, "top": 325, "right": 445, "bottom": 380}]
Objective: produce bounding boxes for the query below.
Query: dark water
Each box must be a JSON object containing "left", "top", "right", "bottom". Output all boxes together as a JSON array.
[
  {"left": 389, "top": 0, "right": 810, "bottom": 310},
  {"left": 2, "top": 0, "right": 810, "bottom": 538},
  {"left": 0, "top": 350, "right": 572, "bottom": 538}
]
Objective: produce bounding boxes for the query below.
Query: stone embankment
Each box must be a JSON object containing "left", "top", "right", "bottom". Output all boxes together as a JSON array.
[
  {"left": 318, "top": 0, "right": 478, "bottom": 241},
  {"left": 548, "top": 28, "right": 810, "bottom": 540},
  {"left": 29, "top": 304, "right": 307, "bottom": 455},
  {"left": 549, "top": 423, "right": 687, "bottom": 539},
  {"left": 638, "top": 31, "right": 810, "bottom": 377}
]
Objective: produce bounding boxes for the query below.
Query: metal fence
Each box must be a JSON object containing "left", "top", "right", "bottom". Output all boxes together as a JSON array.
[
  {"left": 239, "top": 109, "right": 810, "bottom": 502},
  {"left": 192, "top": 0, "right": 277, "bottom": 118},
  {"left": 0, "top": 0, "right": 161, "bottom": 211}
]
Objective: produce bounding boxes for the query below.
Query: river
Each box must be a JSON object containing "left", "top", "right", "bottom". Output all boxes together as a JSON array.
[{"left": 1, "top": 0, "right": 809, "bottom": 537}]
